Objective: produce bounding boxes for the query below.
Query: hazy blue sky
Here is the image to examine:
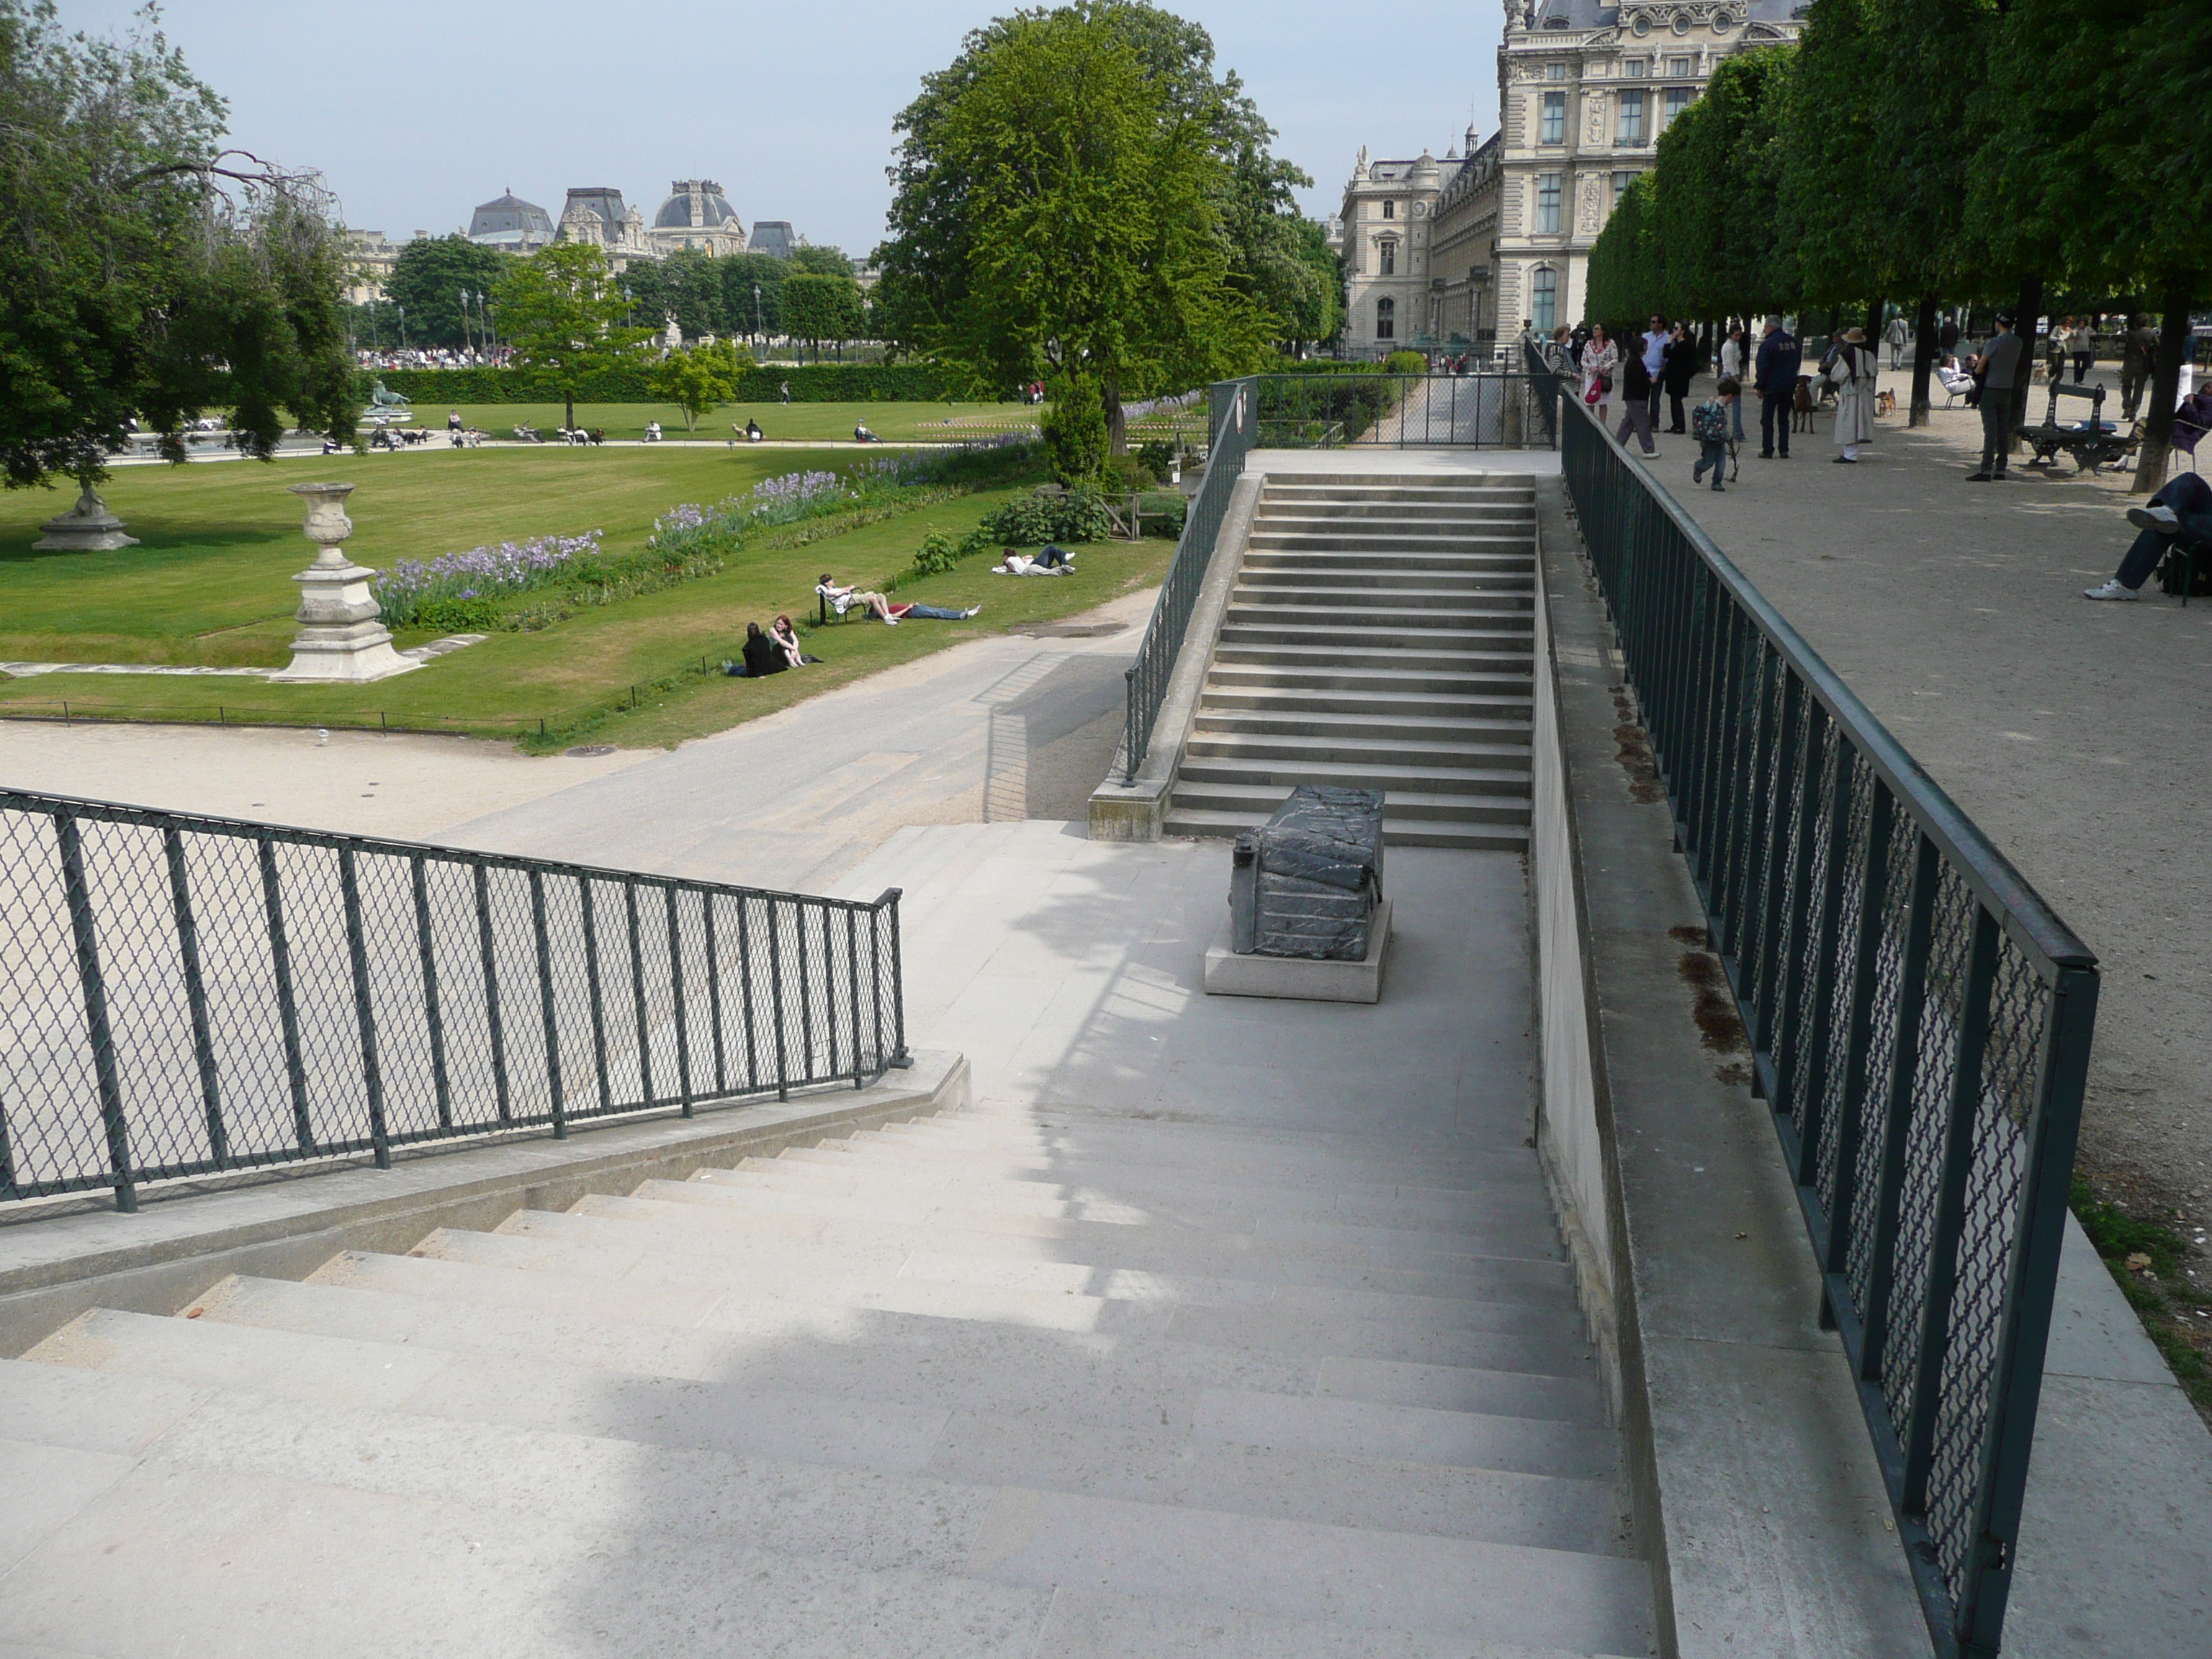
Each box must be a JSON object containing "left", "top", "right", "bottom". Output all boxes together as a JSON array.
[{"left": 54, "top": 1, "right": 1507, "bottom": 254}]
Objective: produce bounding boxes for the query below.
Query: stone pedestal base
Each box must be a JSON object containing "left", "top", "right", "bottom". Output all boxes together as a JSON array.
[
  {"left": 1203, "top": 899, "right": 1391, "bottom": 1004},
  {"left": 33, "top": 489, "right": 139, "bottom": 552},
  {"left": 268, "top": 557, "right": 422, "bottom": 684}
]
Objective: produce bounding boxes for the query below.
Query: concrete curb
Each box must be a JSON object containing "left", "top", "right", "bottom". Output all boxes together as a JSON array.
[
  {"left": 1087, "top": 471, "right": 1264, "bottom": 841},
  {"left": 0, "top": 1050, "right": 968, "bottom": 1357}
]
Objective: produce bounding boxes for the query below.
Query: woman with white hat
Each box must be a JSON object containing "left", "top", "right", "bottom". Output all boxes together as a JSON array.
[{"left": 1829, "top": 326, "right": 1877, "bottom": 464}]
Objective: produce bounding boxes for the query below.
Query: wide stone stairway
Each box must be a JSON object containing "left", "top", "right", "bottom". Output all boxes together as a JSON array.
[
  {"left": 1166, "top": 472, "right": 1537, "bottom": 850},
  {"left": 0, "top": 835, "right": 1647, "bottom": 1656}
]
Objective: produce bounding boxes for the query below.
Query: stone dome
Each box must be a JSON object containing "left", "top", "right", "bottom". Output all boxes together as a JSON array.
[
  {"left": 467, "top": 191, "right": 553, "bottom": 243},
  {"left": 654, "top": 180, "right": 742, "bottom": 230}
]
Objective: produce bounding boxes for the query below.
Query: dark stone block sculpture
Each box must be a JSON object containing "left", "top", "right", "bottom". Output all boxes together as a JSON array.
[{"left": 1228, "top": 786, "right": 1385, "bottom": 961}]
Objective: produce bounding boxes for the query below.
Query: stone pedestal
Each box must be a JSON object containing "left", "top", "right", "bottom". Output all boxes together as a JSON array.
[
  {"left": 268, "top": 482, "right": 421, "bottom": 685},
  {"left": 32, "top": 487, "right": 140, "bottom": 552}
]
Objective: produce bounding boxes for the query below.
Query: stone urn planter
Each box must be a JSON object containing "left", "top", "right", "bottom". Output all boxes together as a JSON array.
[
  {"left": 32, "top": 486, "right": 140, "bottom": 552},
  {"left": 267, "top": 482, "right": 421, "bottom": 684}
]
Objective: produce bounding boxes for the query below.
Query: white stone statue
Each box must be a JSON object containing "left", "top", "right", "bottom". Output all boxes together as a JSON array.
[{"left": 268, "top": 482, "right": 421, "bottom": 684}]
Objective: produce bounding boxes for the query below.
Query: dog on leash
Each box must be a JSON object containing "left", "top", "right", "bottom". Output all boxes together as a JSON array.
[
  {"left": 1791, "top": 376, "right": 1815, "bottom": 433},
  {"left": 1874, "top": 388, "right": 1897, "bottom": 417}
]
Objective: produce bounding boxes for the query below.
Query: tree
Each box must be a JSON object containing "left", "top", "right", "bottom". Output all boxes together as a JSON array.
[
  {"left": 1273, "top": 216, "right": 1344, "bottom": 352},
  {"left": 490, "top": 241, "right": 649, "bottom": 431},
  {"left": 650, "top": 341, "right": 751, "bottom": 431},
  {"left": 0, "top": 0, "right": 357, "bottom": 493},
  {"left": 781, "top": 271, "right": 866, "bottom": 361},
  {"left": 789, "top": 244, "right": 854, "bottom": 276},
  {"left": 878, "top": 3, "right": 1276, "bottom": 449},
  {"left": 624, "top": 246, "right": 724, "bottom": 340},
  {"left": 1040, "top": 372, "right": 1107, "bottom": 484},
  {"left": 718, "top": 251, "right": 787, "bottom": 342},
  {"left": 379, "top": 233, "right": 511, "bottom": 350}
]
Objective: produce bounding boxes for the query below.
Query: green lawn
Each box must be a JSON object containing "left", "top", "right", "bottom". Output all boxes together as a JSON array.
[
  {"left": 0, "top": 446, "right": 1169, "bottom": 750},
  {"left": 418, "top": 400, "right": 1040, "bottom": 444}
]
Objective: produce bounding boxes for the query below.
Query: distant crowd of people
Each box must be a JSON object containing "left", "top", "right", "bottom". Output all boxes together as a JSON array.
[{"left": 353, "top": 346, "right": 510, "bottom": 371}]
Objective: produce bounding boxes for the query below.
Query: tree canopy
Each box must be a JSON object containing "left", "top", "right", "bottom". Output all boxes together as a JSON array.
[
  {"left": 378, "top": 233, "right": 511, "bottom": 350},
  {"left": 781, "top": 271, "right": 867, "bottom": 359},
  {"left": 873, "top": 1, "right": 1281, "bottom": 444},
  {"left": 490, "top": 241, "right": 651, "bottom": 428},
  {"left": 0, "top": 0, "right": 356, "bottom": 490}
]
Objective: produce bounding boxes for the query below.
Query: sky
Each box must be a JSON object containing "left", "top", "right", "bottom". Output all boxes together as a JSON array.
[{"left": 53, "top": 0, "right": 1507, "bottom": 254}]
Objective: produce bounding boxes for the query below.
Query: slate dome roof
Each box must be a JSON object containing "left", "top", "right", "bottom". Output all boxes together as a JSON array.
[
  {"left": 468, "top": 192, "right": 553, "bottom": 240},
  {"left": 654, "top": 181, "right": 741, "bottom": 230}
]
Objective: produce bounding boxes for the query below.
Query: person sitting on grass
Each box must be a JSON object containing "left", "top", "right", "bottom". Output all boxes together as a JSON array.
[
  {"left": 992, "top": 545, "right": 1076, "bottom": 576},
  {"left": 1691, "top": 379, "right": 1739, "bottom": 493},
  {"left": 644, "top": 421, "right": 662, "bottom": 442},
  {"left": 853, "top": 422, "right": 879, "bottom": 444},
  {"left": 746, "top": 419, "right": 763, "bottom": 442},
  {"left": 770, "top": 615, "right": 812, "bottom": 666},
  {"left": 815, "top": 574, "right": 979, "bottom": 624},
  {"left": 2081, "top": 475, "right": 2212, "bottom": 601},
  {"left": 736, "top": 621, "right": 786, "bottom": 676}
]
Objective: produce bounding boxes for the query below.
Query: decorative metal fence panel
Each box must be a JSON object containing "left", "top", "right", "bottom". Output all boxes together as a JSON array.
[
  {"left": 1559, "top": 400, "right": 2097, "bottom": 1659},
  {"left": 1120, "top": 378, "right": 1256, "bottom": 783},
  {"left": 1251, "top": 372, "right": 1558, "bottom": 449},
  {"left": 0, "top": 790, "right": 907, "bottom": 1211}
]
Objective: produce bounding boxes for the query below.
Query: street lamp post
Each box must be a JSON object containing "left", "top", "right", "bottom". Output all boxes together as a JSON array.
[
  {"left": 396, "top": 305, "right": 408, "bottom": 351},
  {"left": 458, "top": 285, "right": 472, "bottom": 355},
  {"left": 752, "top": 282, "right": 763, "bottom": 351}
]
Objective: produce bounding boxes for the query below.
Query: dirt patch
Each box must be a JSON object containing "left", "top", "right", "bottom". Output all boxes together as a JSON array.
[
  {"left": 1714, "top": 1060, "right": 1754, "bottom": 1087},
  {"left": 1668, "top": 924, "right": 1709, "bottom": 947},
  {"left": 1676, "top": 946, "right": 1750, "bottom": 1054},
  {"left": 1610, "top": 685, "right": 1664, "bottom": 804},
  {"left": 2072, "top": 1156, "right": 2212, "bottom": 1427}
]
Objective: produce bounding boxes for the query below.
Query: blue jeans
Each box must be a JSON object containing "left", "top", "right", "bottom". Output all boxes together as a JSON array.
[
  {"left": 1693, "top": 440, "right": 1728, "bottom": 489},
  {"left": 900, "top": 603, "right": 968, "bottom": 619},
  {"left": 2117, "top": 474, "right": 2212, "bottom": 589}
]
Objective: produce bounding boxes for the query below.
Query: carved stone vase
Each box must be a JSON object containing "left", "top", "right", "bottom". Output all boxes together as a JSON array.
[
  {"left": 268, "top": 482, "right": 421, "bottom": 684},
  {"left": 32, "top": 486, "right": 140, "bottom": 552}
]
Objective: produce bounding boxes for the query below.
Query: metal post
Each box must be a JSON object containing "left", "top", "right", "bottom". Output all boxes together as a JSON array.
[
  {"left": 796, "top": 898, "right": 815, "bottom": 1084},
  {"left": 767, "top": 897, "right": 790, "bottom": 1101},
  {"left": 474, "top": 863, "right": 512, "bottom": 1123},
  {"left": 888, "top": 889, "right": 909, "bottom": 1066},
  {"left": 847, "top": 906, "right": 863, "bottom": 1089},
  {"left": 667, "top": 885, "right": 693, "bottom": 1116},
  {"left": 1822, "top": 782, "right": 1895, "bottom": 1287},
  {"left": 580, "top": 879, "right": 612, "bottom": 1111},
  {"left": 1789, "top": 715, "right": 1853, "bottom": 1195},
  {"left": 411, "top": 855, "right": 453, "bottom": 1129},
  {"left": 163, "top": 827, "right": 227, "bottom": 1167},
  {"left": 1748, "top": 672, "right": 1804, "bottom": 1054},
  {"left": 624, "top": 879, "right": 652, "bottom": 1103},
  {"left": 57, "top": 814, "right": 135, "bottom": 1211},
  {"left": 261, "top": 837, "right": 316, "bottom": 1153},
  {"left": 704, "top": 893, "right": 727, "bottom": 1096},
  {"left": 338, "top": 848, "right": 392, "bottom": 1168},
  {"left": 738, "top": 894, "right": 761, "bottom": 1094},
  {"left": 529, "top": 868, "right": 565, "bottom": 1137}
]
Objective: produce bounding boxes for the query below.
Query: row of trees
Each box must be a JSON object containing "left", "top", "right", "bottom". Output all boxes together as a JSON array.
[
  {"left": 872, "top": 0, "right": 1339, "bottom": 454},
  {"left": 367, "top": 234, "right": 868, "bottom": 355},
  {"left": 1583, "top": 0, "right": 2206, "bottom": 487}
]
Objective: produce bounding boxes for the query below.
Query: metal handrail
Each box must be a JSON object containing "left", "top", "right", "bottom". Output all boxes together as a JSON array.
[
  {"left": 1120, "top": 379, "right": 1255, "bottom": 783},
  {"left": 1558, "top": 396, "right": 2097, "bottom": 1659},
  {"left": 1250, "top": 370, "right": 1557, "bottom": 449},
  {"left": 0, "top": 789, "right": 907, "bottom": 1212}
]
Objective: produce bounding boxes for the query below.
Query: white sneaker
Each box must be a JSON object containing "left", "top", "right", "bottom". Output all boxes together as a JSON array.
[
  {"left": 963, "top": 606, "right": 981, "bottom": 618},
  {"left": 2127, "top": 505, "right": 2180, "bottom": 534},
  {"left": 2082, "top": 580, "right": 2138, "bottom": 601},
  {"left": 883, "top": 616, "right": 901, "bottom": 625}
]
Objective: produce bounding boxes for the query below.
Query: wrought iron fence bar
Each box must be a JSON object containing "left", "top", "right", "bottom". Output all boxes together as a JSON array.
[
  {"left": 667, "top": 886, "right": 693, "bottom": 1116},
  {"left": 768, "top": 897, "right": 791, "bottom": 1102},
  {"left": 1750, "top": 672, "right": 1803, "bottom": 1054},
  {"left": 472, "top": 862, "right": 512, "bottom": 1125},
  {"left": 847, "top": 908, "right": 863, "bottom": 1089},
  {"left": 338, "top": 847, "right": 394, "bottom": 1168},
  {"left": 624, "top": 878, "right": 651, "bottom": 1106},
  {"left": 410, "top": 853, "right": 454, "bottom": 1130},
  {"left": 529, "top": 868, "right": 566, "bottom": 1140},
  {"left": 580, "top": 881, "right": 613, "bottom": 1110},
  {"left": 704, "top": 894, "right": 727, "bottom": 1096},
  {"left": 58, "top": 812, "right": 135, "bottom": 1212},
  {"left": 163, "top": 825, "right": 227, "bottom": 1167},
  {"left": 1787, "top": 704, "right": 1849, "bottom": 1192},
  {"left": 886, "top": 889, "right": 909, "bottom": 1066},
  {"left": 261, "top": 835, "right": 316, "bottom": 1153},
  {"left": 1825, "top": 779, "right": 1896, "bottom": 1288}
]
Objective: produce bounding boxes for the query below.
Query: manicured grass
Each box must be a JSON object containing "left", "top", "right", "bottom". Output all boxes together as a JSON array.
[
  {"left": 419, "top": 400, "right": 1040, "bottom": 444},
  {"left": 0, "top": 446, "right": 1171, "bottom": 750}
]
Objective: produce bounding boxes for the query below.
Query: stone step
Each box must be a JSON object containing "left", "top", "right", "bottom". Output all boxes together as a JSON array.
[
  {"left": 1219, "top": 618, "right": 1535, "bottom": 647},
  {"left": 1196, "top": 687, "right": 1535, "bottom": 722},
  {"left": 1224, "top": 601, "right": 1534, "bottom": 629},
  {"left": 1255, "top": 498, "right": 1538, "bottom": 521},
  {"left": 1213, "top": 644, "right": 1532, "bottom": 678},
  {"left": 1237, "top": 567, "right": 1536, "bottom": 594},
  {"left": 1170, "top": 777, "right": 1532, "bottom": 826},
  {"left": 1187, "top": 732, "right": 1533, "bottom": 770},
  {"left": 1241, "top": 550, "right": 1538, "bottom": 575},
  {"left": 1163, "top": 807, "right": 1532, "bottom": 853},
  {"left": 1206, "top": 665, "right": 1535, "bottom": 697},
  {"left": 1246, "top": 527, "right": 1536, "bottom": 551},
  {"left": 1192, "top": 708, "right": 1533, "bottom": 745},
  {"left": 1177, "top": 757, "right": 1533, "bottom": 799},
  {"left": 1226, "top": 582, "right": 1534, "bottom": 609}
]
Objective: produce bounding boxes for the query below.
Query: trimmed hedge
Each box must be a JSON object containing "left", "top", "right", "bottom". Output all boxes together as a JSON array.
[{"left": 354, "top": 363, "right": 957, "bottom": 405}]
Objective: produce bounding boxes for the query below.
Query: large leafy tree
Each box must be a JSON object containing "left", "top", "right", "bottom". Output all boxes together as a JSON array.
[
  {"left": 379, "top": 233, "right": 510, "bottom": 351},
  {"left": 649, "top": 340, "right": 751, "bottom": 431},
  {"left": 718, "top": 250, "right": 788, "bottom": 340},
  {"left": 781, "top": 271, "right": 867, "bottom": 361},
  {"left": 624, "top": 246, "right": 725, "bottom": 338},
  {"left": 490, "top": 241, "right": 649, "bottom": 432},
  {"left": 788, "top": 244, "right": 855, "bottom": 276},
  {"left": 876, "top": 1, "right": 1276, "bottom": 448},
  {"left": 0, "top": 0, "right": 356, "bottom": 493}
]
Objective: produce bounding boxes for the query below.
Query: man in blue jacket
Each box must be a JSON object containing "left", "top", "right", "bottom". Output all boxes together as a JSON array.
[{"left": 1755, "top": 315, "right": 1802, "bottom": 460}]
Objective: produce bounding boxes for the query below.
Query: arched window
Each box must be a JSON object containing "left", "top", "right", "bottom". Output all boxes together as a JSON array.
[
  {"left": 1530, "top": 268, "right": 1557, "bottom": 333},
  {"left": 1376, "top": 297, "right": 1396, "bottom": 340}
]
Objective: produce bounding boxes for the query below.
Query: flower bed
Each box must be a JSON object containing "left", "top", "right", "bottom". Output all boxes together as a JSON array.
[{"left": 374, "top": 532, "right": 605, "bottom": 629}]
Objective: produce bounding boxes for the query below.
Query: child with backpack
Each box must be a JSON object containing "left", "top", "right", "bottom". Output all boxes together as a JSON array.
[{"left": 1691, "top": 379, "right": 1739, "bottom": 493}]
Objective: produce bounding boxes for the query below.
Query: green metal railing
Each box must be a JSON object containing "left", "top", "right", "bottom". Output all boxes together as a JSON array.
[{"left": 1560, "top": 395, "right": 2098, "bottom": 1659}]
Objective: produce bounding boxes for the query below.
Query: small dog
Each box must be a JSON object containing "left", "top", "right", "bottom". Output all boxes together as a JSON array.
[
  {"left": 1874, "top": 388, "right": 1897, "bottom": 417},
  {"left": 1791, "top": 376, "right": 1815, "bottom": 433}
]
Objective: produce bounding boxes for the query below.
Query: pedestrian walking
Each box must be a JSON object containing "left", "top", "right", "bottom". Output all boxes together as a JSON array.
[
  {"left": 1640, "top": 316, "right": 1670, "bottom": 427},
  {"left": 1614, "top": 351, "right": 1659, "bottom": 455},
  {"left": 1581, "top": 324, "right": 1620, "bottom": 425},
  {"left": 1828, "top": 327, "right": 1876, "bottom": 464},
  {"left": 2043, "top": 319, "right": 2067, "bottom": 389},
  {"left": 2120, "top": 314, "right": 2158, "bottom": 421},
  {"left": 1967, "top": 312, "right": 2026, "bottom": 482},
  {"left": 1938, "top": 313, "right": 1961, "bottom": 359},
  {"left": 1719, "top": 326, "right": 1748, "bottom": 441},
  {"left": 1691, "top": 379, "right": 1739, "bottom": 493},
  {"left": 2066, "top": 318, "right": 2094, "bottom": 385},
  {"left": 1884, "top": 313, "right": 1909, "bottom": 369},
  {"left": 1661, "top": 323, "right": 1699, "bottom": 433},
  {"left": 1755, "top": 315, "right": 1801, "bottom": 460}
]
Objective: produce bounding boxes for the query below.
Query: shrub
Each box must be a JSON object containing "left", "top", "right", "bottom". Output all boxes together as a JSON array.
[
  {"left": 1135, "top": 490, "right": 1187, "bottom": 539},
  {"left": 979, "top": 487, "right": 1113, "bottom": 546},
  {"left": 1136, "top": 439, "right": 1179, "bottom": 477},
  {"left": 1104, "top": 454, "right": 1157, "bottom": 492},
  {"left": 1040, "top": 375, "right": 1108, "bottom": 486},
  {"left": 409, "top": 597, "right": 502, "bottom": 634},
  {"left": 911, "top": 529, "right": 961, "bottom": 576},
  {"left": 1383, "top": 350, "right": 1429, "bottom": 376}
]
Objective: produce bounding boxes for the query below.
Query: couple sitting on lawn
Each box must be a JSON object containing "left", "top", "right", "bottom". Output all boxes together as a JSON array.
[
  {"left": 814, "top": 573, "right": 981, "bottom": 626},
  {"left": 732, "top": 616, "right": 810, "bottom": 678}
]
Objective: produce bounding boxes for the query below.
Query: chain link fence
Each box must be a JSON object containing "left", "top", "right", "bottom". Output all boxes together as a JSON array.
[{"left": 0, "top": 789, "right": 905, "bottom": 1212}]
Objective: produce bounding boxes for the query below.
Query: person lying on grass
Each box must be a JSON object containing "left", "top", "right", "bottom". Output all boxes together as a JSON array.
[
  {"left": 991, "top": 545, "right": 1076, "bottom": 576},
  {"left": 815, "top": 573, "right": 979, "bottom": 625}
]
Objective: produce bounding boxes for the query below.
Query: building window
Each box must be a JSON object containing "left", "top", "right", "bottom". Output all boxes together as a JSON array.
[
  {"left": 1617, "top": 89, "right": 1647, "bottom": 144},
  {"left": 1377, "top": 238, "right": 1396, "bottom": 276},
  {"left": 1540, "top": 91, "right": 1566, "bottom": 144},
  {"left": 1546, "top": 61, "right": 1567, "bottom": 80},
  {"left": 1665, "top": 55, "right": 1692, "bottom": 76},
  {"left": 1531, "top": 269, "right": 1557, "bottom": 334},
  {"left": 1624, "top": 58, "right": 1648, "bottom": 76},
  {"left": 1537, "top": 173, "right": 1563, "bottom": 234},
  {"left": 1613, "top": 170, "right": 1637, "bottom": 204},
  {"left": 1376, "top": 297, "right": 1395, "bottom": 340},
  {"left": 1663, "top": 86, "right": 1692, "bottom": 127},
  {"left": 1382, "top": 199, "right": 1395, "bottom": 220}
]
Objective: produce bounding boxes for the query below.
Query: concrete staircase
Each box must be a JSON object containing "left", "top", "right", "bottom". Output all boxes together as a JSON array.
[
  {"left": 4, "top": 1102, "right": 1650, "bottom": 1655},
  {"left": 1166, "top": 473, "right": 1538, "bottom": 850}
]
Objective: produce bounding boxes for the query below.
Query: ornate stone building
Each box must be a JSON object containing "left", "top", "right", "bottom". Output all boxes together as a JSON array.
[
  {"left": 1426, "top": 130, "right": 1506, "bottom": 352},
  {"left": 1490, "top": 0, "right": 1803, "bottom": 335},
  {"left": 467, "top": 191, "right": 555, "bottom": 253},
  {"left": 1337, "top": 148, "right": 1465, "bottom": 358},
  {"left": 340, "top": 230, "right": 404, "bottom": 304},
  {"left": 555, "top": 187, "right": 654, "bottom": 270},
  {"left": 647, "top": 180, "right": 747, "bottom": 258}
]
